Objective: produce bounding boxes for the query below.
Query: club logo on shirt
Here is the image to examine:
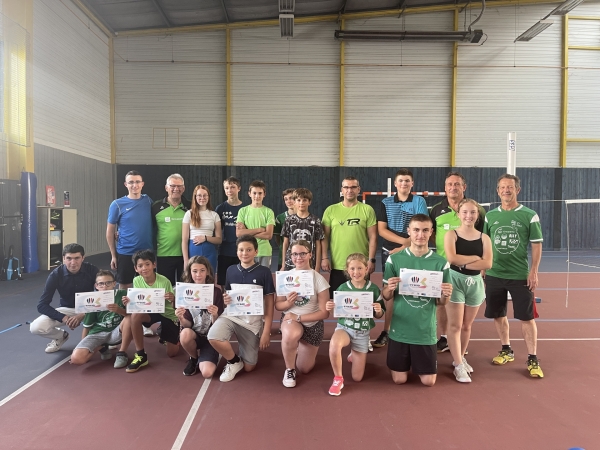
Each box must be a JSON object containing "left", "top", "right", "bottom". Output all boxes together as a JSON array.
[
  {"left": 401, "top": 295, "right": 432, "bottom": 308},
  {"left": 338, "top": 218, "right": 361, "bottom": 226},
  {"left": 294, "top": 295, "right": 310, "bottom": 307},
  {"left": 493, "top": 225, "right": 520, "bottom": 254}
]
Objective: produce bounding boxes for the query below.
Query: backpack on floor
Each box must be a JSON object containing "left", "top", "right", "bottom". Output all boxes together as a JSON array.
[{"left": 1, "top": 246, "right": 22, "bottom": 281}]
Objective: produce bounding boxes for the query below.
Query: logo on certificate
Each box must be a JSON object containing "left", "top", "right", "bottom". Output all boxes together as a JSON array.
[
  {"left": 343, "top": 297, "right": 359, "bottom": 311},
  {"left": 236, "top": 294, "right": 251, "bottom": 307},
  {"left": 136, "top": 293, "right": 152, "bottom": 306},
  {"left": 407, "top": 275, "right": 427, "bottom": 291},
  {"left": 284, "top": 275, "right": 300, "bottom": 289},
  {"left": 85, "top": 296, "right": 101, "bottom": 308}
]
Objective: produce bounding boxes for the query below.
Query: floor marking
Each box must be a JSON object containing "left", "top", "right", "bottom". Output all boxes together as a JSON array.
[
  {"left": 171, "top": 357, "right": 220, "bottom": 450},
  {"left": 537, "top": 287, "right": 600, "bottom": 291},
  {"left": 0, "top": 356, "right": 71, "bottom": 408},
  {"left": 0, "top": 324, "right": 22, "bottom": 334},
  {"left": 264, "top": 338, "right": 600, "bottom": 343}
]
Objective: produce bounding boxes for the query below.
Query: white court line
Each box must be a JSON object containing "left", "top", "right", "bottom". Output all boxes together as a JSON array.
[{"left": 0, "top": 356, "right": 71, "bottom": 408}]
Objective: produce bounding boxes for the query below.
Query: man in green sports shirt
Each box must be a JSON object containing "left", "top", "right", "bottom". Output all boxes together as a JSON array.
[{"left": 429, "top": 172, "right": 485, "bottom": 353}]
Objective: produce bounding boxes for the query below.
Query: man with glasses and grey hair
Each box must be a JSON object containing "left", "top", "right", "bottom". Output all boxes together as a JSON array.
[
  {"left": 152, "top": 173, "right": 191, "bottom": 286},
  {"left": 106, "top": 170, "right": 153, "bottom": 290}
]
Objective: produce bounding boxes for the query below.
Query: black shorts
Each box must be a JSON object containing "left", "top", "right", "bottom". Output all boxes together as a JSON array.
[
  {"left": 156, "top": 256, "right": 184, "bottom": 286},
  {"left": 484, "top": 275, "right": 534, "bottom": 321},
  {"left": 328, "top": 269, "right": 348, "bottom": 299},
  {"left": 194, "top": 333, "right": 219, "bottom": 365},
  {"left": 217, "top": 255, "right": 240, "bottom": 286},
  {"left": 142, "top": 314, "right": 180, "bottom": 344},
  {"left": 386, "top": 339, "right": 437, "bottom": 375},
  {"left": 116, "top": 253, "right": 137, "bottom": 285}
]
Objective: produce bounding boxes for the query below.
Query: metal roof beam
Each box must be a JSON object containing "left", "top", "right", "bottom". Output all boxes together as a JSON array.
[
  {"left": 73, "top": 0, "right": 115, "bottom": 37},
  {"left": 220, "top": 0, "right": 230, "bottom": 23},
  {"left": 150, "top": 0, "right": 172, "bottom": 28}
]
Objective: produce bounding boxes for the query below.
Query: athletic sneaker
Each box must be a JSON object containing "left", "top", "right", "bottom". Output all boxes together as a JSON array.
[
  {"left": 114, "top": 352, "right": 128, "bottom": 369},
  {"left": 436, "top": 336, "right": 449, "bottom": 353},
  {"left": 328, "top": 377, "right": 344, "bottom": 396},
  {"left": 219, "top": 360, "right": 244, "bottom": 382},
  {"left": 462, "top": 358, "right": 473, "bottom": 374},
  {"left": 183, "top": 357, "right": 199, "bottom": 376},
  {"left": 368, "top": 341, "right": 373, "bottom": 352},
  {"left": 45, "top": 331, "right": 69, "bottom": 353},
  {"left": 126, "top": 352, "right": 148, "bottom": 373},
  {"left": 282, "top": 368, "right": 297, "bottom": 388},
  {"left": 453, "top": 363, "right": 472, "bottom": 383},
  {"left": 372, "top": 330, "right": 389, "bottom": 348},
  {"left": 99, "top": 344, "right": 112, "bottom": 361},
  {"left": 492, "top": 349, "right": 515, "bottom": 365},
  {"left": 143, "top": 326, "right": 154, "bottom": 337},
  {"left": 527, "top": 359, "right": 544, "bottom": 378}
]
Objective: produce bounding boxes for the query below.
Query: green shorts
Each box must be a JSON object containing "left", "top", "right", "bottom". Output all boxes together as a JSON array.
[{"left": 449, "top": 269, "right": 485, "bottom": 307}]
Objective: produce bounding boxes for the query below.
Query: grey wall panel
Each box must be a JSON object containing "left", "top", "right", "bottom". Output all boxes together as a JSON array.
[{"left": 34, "top": 144, "right": 113, "bottom": 256}]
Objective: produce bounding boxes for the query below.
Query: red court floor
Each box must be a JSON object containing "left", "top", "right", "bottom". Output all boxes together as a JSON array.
[{"left": 0, "top": 273, "right": 598, "bottom": 450}]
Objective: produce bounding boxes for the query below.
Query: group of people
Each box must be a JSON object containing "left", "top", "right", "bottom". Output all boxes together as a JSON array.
[{"left": 29, "top": 168, "right": 544, "bottom": 397}]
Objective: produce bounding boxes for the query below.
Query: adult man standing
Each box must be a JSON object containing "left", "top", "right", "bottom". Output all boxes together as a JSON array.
[
  {"left": 484, "top": 174, "right": 544, "bottom": 378},
  {"left": 429, "top": 172, "right": 485, "bottom": 353},
  {"left": 106, "top": 170, "right": 153, "bottom": 289},
  {"left": 381, "top": 215, "right": 453, "bottom": 386},
  {"left": 321, "top": 176, "right": 377, "bottom": 298},
  {"left": 152, "top": 174, "right": 191, "bottom": 286},
  {"left": 373, "top": 168, "right": 428, "bottom": 348},
  {"left": 30, "top": 243, "right": 98, "bottom": 353}
]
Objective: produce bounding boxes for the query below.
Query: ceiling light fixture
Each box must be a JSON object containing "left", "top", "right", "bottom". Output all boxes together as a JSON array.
[
  {"left": 514, "top": 19, "right": 554, "bottom": 42},
  {"left": 334, "top": 29, "right": 484, "bottom": 43}
]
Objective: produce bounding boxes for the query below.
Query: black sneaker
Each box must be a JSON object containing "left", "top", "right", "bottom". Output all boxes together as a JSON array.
[
  {"left": 183, "top": 357, "right": 199, "bottom": 376},
  {"left": 372, "top": 330, "right": 389, "bottom": 348},
  {"left": 436, "top": 337, "right": 449, "bottom": 353},
  {"left": 125, "top": 352, "right": 148, "bottom": 373}
]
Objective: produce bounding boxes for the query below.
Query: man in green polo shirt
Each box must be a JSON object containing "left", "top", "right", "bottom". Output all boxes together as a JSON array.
[
  {"left": 152, "top": 174, "right": 191, "bottom": 286},
  {"left": 429, "top": 172, "right": 485, "bottom": 353}
]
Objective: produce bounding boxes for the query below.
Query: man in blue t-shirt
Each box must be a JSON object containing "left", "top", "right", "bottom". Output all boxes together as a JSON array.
[
  {"left": 215, "top": 176, "right": 244, "bottom": 288},
  {"left": 106, "top": 170, "right": 153, "bottom": 289}
]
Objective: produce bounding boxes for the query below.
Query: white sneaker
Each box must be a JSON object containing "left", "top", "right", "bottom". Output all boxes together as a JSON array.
[
  {"left": 453, "top": 363, "right": 472, "bottom": 383},
  {"left": 368, "top": 341, "right": 373, "bottom": 352},
  {"left": 462, "top": 357, "right": 473, "bottom": 374},
  {"left": 45, "top": 331, "right": 69, "bottom": 353},
  {"left": 143, "top": 326, "right": 154, "bottom": 337},
  {"left": 219, "top": 360, "right": 244, "bottom": 382},
  {"left": 282, "top": 368, "right": 297, "bottom": 388}
]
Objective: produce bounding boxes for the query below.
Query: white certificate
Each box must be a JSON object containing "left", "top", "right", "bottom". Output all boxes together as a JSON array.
[
  {"left": 175, "top": 283, "right": 214, "bottom": 309},
  {"left": 333, "top": 291, "right": 374, "bottom": 319},
  {"left": 275, "top": 270, "right": 314, "bottom": 297},
  {"left": 225, "top": 288, "right": 264, "bottom": 316},
  {"left": 75, "top": 290, "right": 115, "bottom": 314},
  {"left": 398, "top": 269, "right": 443, "bottom": 298},
  {"left": 126, "top": 288, "right": 166, "bottom": 313}
]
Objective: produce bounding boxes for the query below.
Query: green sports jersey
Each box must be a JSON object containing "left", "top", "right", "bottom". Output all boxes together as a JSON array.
[
  {"left": 322, "top": 202, "right": 377, "bottom": 270},
  {"left": 335, "top": 280, "right": 385, "bottom": 331},
  {"left": 133, "top": 273, "right": 177, "bottom": 322},
  {"left": 383, "top": 248, "right": 450, "bottom": 345},
  {"left": 237, "top": 205, "right": 276, "bottom": 257},
  {"left": 152, "top": 197, "right": 190, "bottom": 257},
  {"left": 82, "top": 290, "right": 126, "bottom": 335},
  {"left": 484, "top": 205, "right": 543, "bottom": 280},
  {"left": 430, "top": 198, "right": 486, "bottom": 258}
]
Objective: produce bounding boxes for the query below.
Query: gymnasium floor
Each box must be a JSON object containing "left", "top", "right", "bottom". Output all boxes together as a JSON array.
[{"left": 0, "top": 252, "right": 598, "bottom": 450}]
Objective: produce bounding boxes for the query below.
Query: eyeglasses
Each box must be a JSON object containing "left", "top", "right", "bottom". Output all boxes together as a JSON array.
[
  {"left": 96, "top": 281, "right": 116, "bottom": 287},
  {"left": 126, "top": 180, "right": 143, "bottom": 185},
  {"left": 195, "top": 194, "right": 209, "bottom": 199},
  {"left": 291, "top": 252, "right": 309, "bottom": 258},
  {"left": 168, "top": 184, "right": 184, "bottom": 190},
  {"left": 342, "top": 186, "right": 359, "bottom": 190}
]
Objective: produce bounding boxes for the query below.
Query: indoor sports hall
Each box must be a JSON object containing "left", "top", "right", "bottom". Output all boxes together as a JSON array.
[{"left": 0, "top": 1, "right": 599, "bottom": 450}]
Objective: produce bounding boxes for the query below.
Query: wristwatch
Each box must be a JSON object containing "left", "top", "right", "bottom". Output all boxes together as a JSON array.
[
  {"left": 370, "top": 258, "right": 376, "bottom": 263},
  {"left": 296, "top": 315, "right": 301, "bottom": 322}
]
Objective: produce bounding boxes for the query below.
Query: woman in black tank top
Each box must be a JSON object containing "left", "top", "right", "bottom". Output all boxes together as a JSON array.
[{"left": 443, "top": 199, "right": 493, "bottom": 383}]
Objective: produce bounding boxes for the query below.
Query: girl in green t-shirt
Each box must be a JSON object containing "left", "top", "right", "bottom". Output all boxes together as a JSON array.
[{"left": 325, "top": 253, "right": 385, "bottom": 396}]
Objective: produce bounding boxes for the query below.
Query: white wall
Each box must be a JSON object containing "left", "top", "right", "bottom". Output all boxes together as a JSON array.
[
  {"left": 33, "top": 0, "right": 110, "bottom": 162},
  {"left": 113, "top": 31, "right": 226, "bottom": 165}
]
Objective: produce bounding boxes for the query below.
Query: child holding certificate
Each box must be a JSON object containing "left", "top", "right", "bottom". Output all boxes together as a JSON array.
[
  {"left": 175, "top": 256, "right": 224, "bottom": 377},
  {"left": 325, "top": 254, "right": 385, "bottom": 396},
  {"left": 207, "top": 235, "right": 275, "bottom": 383},
  {"left": 70, "top": 270, "right": 127, "bottom": 366},
  {"left": 443, "top": 199, "right": 492, "bottom": 383},
  {"left": 119, "top": 249, "right": 179, "bottom": 373},
  {"left": 275, "top": 240, "right": 330, "bottom": 388}
]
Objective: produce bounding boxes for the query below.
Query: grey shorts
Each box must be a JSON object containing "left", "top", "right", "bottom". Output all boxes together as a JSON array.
[
  {"left": 207, "top": 316, "right": 261, "bottom": 366},
  {"left": 75, "top": 327, "right": 122, "bottom": 353},
  {"left": 449, "top": 270, "right": 485, "bottom": 307},
  {"left": 334, "top": 324, "right": 371, "bottom": 354}
]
